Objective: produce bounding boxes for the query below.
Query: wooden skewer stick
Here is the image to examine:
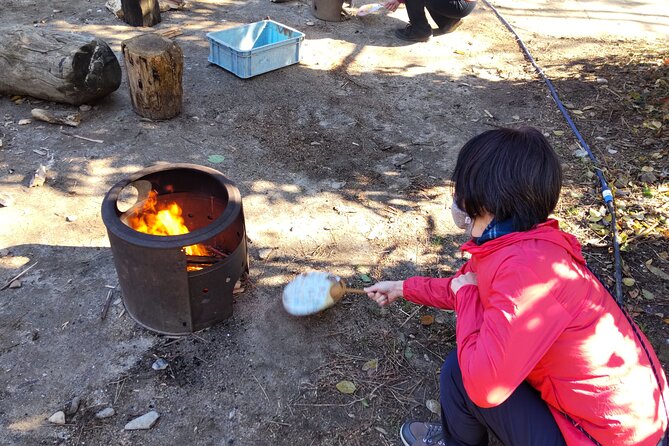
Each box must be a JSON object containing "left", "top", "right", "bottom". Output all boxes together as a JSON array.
[
  {"left": 100, "top": 289, "right": 114, "bottom": 320},
  {"left": 60, "top": 130, "right": 104, "bottom": 143},
  {"left": 1, "top": 262, "right": 38, "bottom": 291},
  {"left": 329, "top": 281, "right": 368, "bottom": 301},
  {"left": 343, "top": 288, "right": 368, "bottom": 294}
]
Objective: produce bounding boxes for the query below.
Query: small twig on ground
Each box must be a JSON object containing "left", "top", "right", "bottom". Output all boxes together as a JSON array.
[
  {"left": 113, "top": 376, "right": 127, "bottom": 405},
  {"left": 22, "top": 45, "right": 48, "bottom": 54},
  {"left": 252, "top": 374, "right": 270, "bottom": 402},
  {"left": 414, "top": 340, "right": 445, "bottom": 362},
  {"left": 399, "top": 306, "right": 422, "bottom": 328},
  {"left": 163, "top": 337, "right": 185, "bottom": 347},
  {"left": 0, "top": 342, "right": 22, "bottom": 355},
  {"left": 310, "top": 356, "right": 360, "bottom": 374},
  {"left": 100, "top": 289, "right": 113, "bottom": 320},
  {"left": 1, "top": 262, "right": 38, "bottom": 290},
  {"left": 483, "top": 121, "right": 506, "bottom": 129},
  {"left": 294, "top": 397, "right": 367, "bottom": 407},
  {"left": 60, "top": 131, "right": 103, "bottom": 143},
  {"left": 601, "top": 85, "right": 622, "bottom": 99},
  {"left": 191, "top": 333, "right": 209, "bottom": 343},
  {"left": 75, "top": 424, "right": 85, "bottom": 445},
  {"left": 627, "top": 221, "right": 661, "bottom": 244}
]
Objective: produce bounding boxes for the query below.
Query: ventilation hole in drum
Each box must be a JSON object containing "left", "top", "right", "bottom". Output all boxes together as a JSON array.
[{"left": 202, "top": 288, "right": 209, "bottom": 294}]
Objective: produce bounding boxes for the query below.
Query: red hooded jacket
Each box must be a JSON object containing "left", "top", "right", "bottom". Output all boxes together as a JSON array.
[{"left": 403, "top": 220, "right": 668, "bottom": 445}]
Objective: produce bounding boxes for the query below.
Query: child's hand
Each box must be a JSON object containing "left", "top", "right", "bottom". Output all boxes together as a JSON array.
[
  {"left": 450, "top": 272, "right": 477, "bottom": 295},
  {"left": 383, "top": 0, "right": 401, "bottom": 12},
  {"left": 364, "top": 280, "right": 404, "bottom": 306}
]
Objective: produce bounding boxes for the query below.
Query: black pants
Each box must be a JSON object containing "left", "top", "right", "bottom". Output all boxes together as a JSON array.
[
  {"left": 404, "top": 0, "right": 476, "bottom": 36},
  {"left": 439, "top": 351, "right": 566, "bottom": 446},
  {"left": 439, "top": 351, "right": 669, "bottom": 446}
]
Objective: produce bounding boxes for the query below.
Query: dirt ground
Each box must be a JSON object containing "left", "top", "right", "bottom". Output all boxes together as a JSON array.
[{"left": 0, "top": 0, "right": 667, "bottom": 445}]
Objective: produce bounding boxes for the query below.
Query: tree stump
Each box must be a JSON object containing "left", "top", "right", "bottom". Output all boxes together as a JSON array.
[
  {"left": 0, "top": 26, "right": 121, "bottom": 105},
  {"left": 311, "top": 0, "right": 346, "bottom": 21},
  {"left": 121, "top": 0, "right": 161, "bottom": 27},
  {"left": 122, "top": 34, "right": 183, "bottom": 120}
]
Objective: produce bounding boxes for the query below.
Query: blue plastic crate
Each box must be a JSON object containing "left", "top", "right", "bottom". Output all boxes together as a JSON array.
[{"left": 207, "top": 20, "right": 305, "bottom": 79}]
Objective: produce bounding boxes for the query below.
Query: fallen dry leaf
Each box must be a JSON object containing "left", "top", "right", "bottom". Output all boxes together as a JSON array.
[
  {"left": 426, "top": 399, "right": 441, "bottom": 414},
  {"left": 646, "top": 261, "right": 669, "bottom": 281},
  {"left": 362, "top": 359, "right": 378, "bottom": 371},
  {"left": 420, "top": 315, "right": 435, "bottom": 326},
  {"left": 336, "top": 380, "right": 356, "bottom": 394}
]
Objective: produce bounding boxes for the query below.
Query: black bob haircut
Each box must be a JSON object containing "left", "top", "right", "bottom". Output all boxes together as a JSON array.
[{"left": 452, "top": 127, "right": 562, "bottom": 232}]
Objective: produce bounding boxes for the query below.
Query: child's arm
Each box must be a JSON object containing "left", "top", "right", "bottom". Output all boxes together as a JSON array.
[
  {"left": 403, "top": 276, "right": 457, "bottom": 310},
  {"left": 365, "top": 263, "right": 474, "bottom": 310},
  {"left": 402, "top": 262, "right": 475, "bottom": 310}
]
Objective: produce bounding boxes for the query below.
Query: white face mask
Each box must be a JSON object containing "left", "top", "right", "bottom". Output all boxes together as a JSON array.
[{"left": 451, "top": 200, "right": 472, "bottom": 231}]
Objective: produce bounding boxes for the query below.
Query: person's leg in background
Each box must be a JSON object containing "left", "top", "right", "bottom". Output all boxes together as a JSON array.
[
  {"left": 397, "top": 0, "right": 476, "bottom": 42},
  {"left": 396, "top": 0, "right": 434, "bottom": 42},
  {"left": 439, "top": 351, "right": 566, "bottom": 445},
  {"left": 426, "top": 0, "right": 476, "bottom": 36}
]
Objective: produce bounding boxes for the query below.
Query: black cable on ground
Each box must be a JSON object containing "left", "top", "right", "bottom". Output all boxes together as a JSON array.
[{"left": 481, "top": 0, "right": 624, "bottom": 304}]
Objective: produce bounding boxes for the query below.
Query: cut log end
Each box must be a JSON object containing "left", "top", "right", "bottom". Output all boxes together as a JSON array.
[
  {"left": 71, "top": 41, "right": 123, "bottom": 100},
  {"left": 122, "top": 33, "right": 172, "bottom": 56},
  {"left": 0, "top": 26, "right": 121, "bottom": 105}
]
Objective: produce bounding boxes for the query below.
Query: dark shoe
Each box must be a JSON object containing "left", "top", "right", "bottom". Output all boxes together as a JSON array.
[
  {"left": 432, "top": 19, "right": 461, "bottom": 36},
  {"left": 400, "top": 421, "right": 445, "bottom": 446},
  {"left": 394, "top": 25, "right": 431, "bottom": 42}
]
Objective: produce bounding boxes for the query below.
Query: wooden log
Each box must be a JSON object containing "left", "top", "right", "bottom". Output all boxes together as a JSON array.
[
  {"left": 121, "top": 33, "right": 183, "bottom": 120},
  {"left": 121, "top": 0, "right": 161, "bottom": 27},
  {"left": 0, "top": 26, "right": 121, "bottom": 105}
]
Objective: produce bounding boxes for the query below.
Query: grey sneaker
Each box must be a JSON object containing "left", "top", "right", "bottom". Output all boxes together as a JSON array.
[{"left": 400, "top": 421, "right": 446, "bottom": 446}]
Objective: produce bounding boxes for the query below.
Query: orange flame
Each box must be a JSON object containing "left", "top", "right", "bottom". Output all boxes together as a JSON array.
[{"left": 127, "top": 191, "right": 209, "bottom": 257}]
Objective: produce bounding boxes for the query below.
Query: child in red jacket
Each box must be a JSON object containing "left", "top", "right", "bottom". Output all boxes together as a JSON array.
[{"left": 365, "top": 127, "right": 668, "bottom": 446}]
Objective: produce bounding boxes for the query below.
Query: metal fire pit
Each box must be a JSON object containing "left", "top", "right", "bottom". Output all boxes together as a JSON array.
[{"left": 101, "top": 164, "right": 248, "bottom": 335}]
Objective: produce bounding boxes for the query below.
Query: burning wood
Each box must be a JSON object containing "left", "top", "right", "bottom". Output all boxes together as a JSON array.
[
  {"left": 186, "top": 255, "right": 225, "bottom": 264},
  {"left": 126, "top": 190, "right": 226, "bottom": 270},
  {"left": 127, "top": 190, "right": 207, "bottom": 253}
]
